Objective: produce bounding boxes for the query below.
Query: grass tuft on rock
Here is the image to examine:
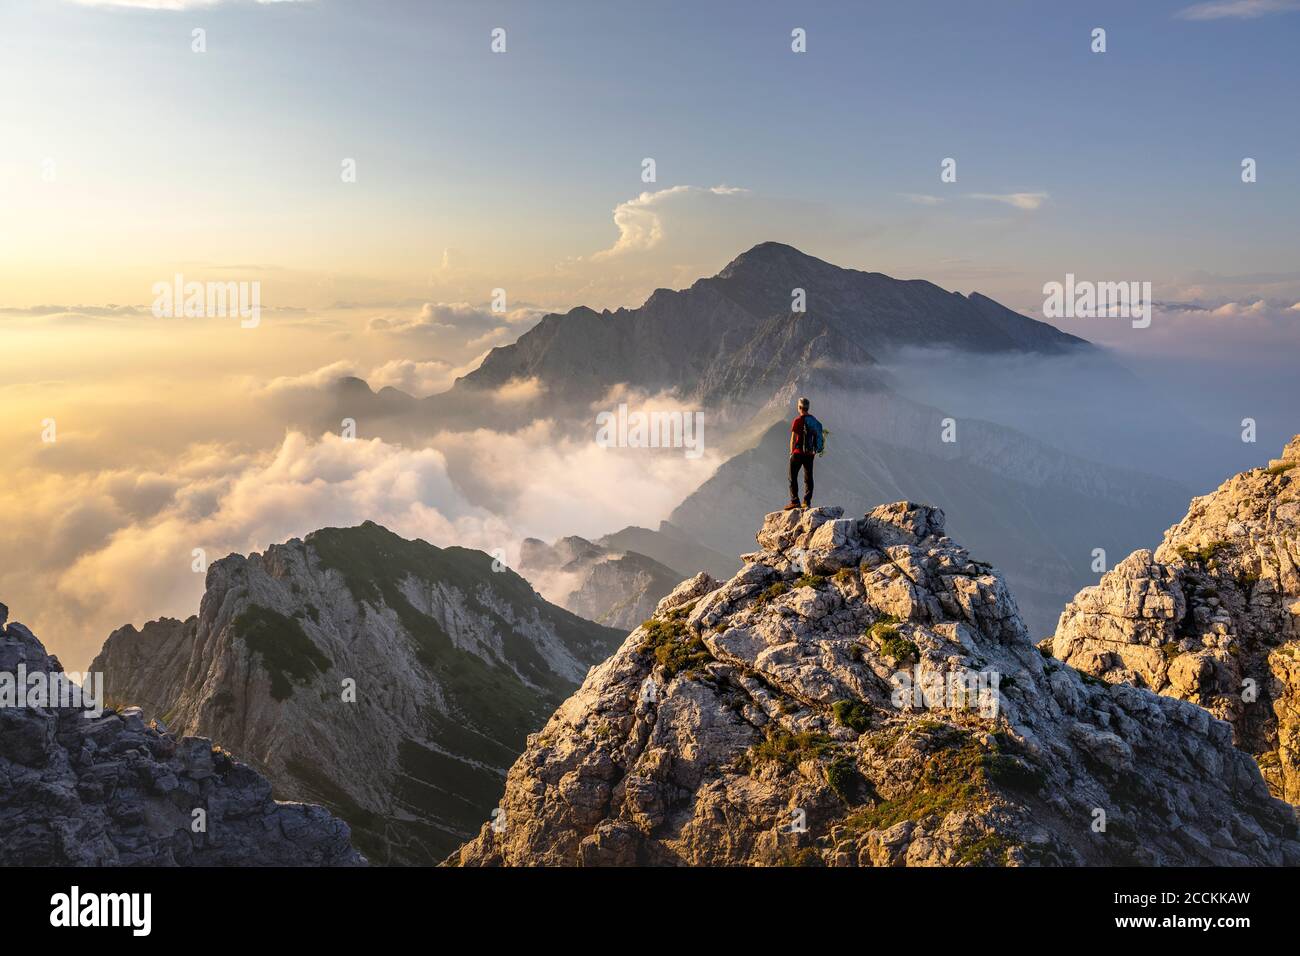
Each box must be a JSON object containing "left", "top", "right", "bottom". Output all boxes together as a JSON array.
[
  {"left": 638, "top": 616, "right": 711, "bottom": 678},
  {"left": 848, "top": 724, "right": 1044, "bottom": 834},
  {"left": 831, "top": 699, "right": 873, "bottom": 734},
  {"left": 866, "top": 615, "right": 919, "bottom": 664},
  {"left": 747, "top": 727, "right": 837, "bottom": 773},
  {"left": 1173, "top": 540, "right": 1229, "bottom": 565}
]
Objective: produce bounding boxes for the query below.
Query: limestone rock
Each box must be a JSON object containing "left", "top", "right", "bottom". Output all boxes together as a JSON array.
[
  {"left": 1050, "top": 435, "right": 1300, "bottom": 802},
  {"left": 451, "top": 503, "right": 1299, "bottom": 867},
  {"left": 0, "top": 613, "right": 361, "bottom": 866},
  {"left": 92, "top": 521, "right": 624, "bottom": 864}
]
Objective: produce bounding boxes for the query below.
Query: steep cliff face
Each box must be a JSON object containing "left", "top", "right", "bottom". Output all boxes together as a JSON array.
[
  {"left": 92, "top": 522, "right": 624, "bottom": 864},
  {"left": 451, "top": 504, "right": 1298, "bottom": 867},
  {"left": 1050, "top": 435, "right": 1300, "bottom": 802},
  {"left": 0, "top": 605, "right": 360, "bottom": 866}
]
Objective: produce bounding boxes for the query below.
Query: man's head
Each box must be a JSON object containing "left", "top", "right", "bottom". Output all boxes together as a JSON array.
[{"left": 797, "top": 397, "right": 810, "bottom": 414}]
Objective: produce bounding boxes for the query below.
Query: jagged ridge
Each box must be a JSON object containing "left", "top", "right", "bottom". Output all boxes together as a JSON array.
[
  {"left": 452, "top": 502, "right": 1299, "bottom": 866},
  {"left": 92, "top": 521, "right": 625, "bottom": 864},
  {"left": 1051, "top": 435, "right": 1300, "bottom": 801},
  {"left": 0, "top": 605, "right": 361, "bottom": 866}
]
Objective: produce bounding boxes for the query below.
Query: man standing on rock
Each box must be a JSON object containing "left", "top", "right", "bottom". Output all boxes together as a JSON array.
[{"left": 785, "top": 396, "right": 823, "bottom": 510}]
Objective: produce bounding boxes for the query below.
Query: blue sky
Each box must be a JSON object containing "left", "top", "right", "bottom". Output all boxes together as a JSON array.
[{"left": 4, "top": 0, "right": 1299, "bottom": 315}]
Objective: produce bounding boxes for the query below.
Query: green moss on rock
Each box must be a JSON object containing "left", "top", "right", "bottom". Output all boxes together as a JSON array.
[{"left": 234, "top": 605, "right": 332, "bottom": 701}]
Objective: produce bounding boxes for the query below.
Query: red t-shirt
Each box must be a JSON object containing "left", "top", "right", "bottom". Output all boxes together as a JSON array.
[{"left": 791, "top": 415, "right": 812, "bottom": 455}]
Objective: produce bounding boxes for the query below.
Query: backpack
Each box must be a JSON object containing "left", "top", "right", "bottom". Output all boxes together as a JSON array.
[{"left": 804, "top": 415, "right": 825, "bottom": 455}]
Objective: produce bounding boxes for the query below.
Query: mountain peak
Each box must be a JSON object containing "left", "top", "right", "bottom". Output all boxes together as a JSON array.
[
  {"left": 717, "top": 241, "right": 831, "bottom": 279},
  {"left": 448, "top": 243, "right": 1089, "bottom": 406},
  {"left": 91, "top": 523, "right": 624, "bottom": 864},
  {"left": 451, "top": 499, "right": 1299, "bottom": 866}
]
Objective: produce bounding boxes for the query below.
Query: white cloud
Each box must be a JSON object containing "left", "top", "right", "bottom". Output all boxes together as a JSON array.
[
  {"left": 1176, "top": 0, "right": 1300, "bottom": 20},
  {"left": 1048, "top": 298, "right": 1300, "bottom": 360},
  {"left": 968, "top": 192, "right": 1049, "bottom": 211},
  {"left": 367, "top": 359, "right": 457, "bottom": 397},
  {"left": 6, "top": 418, "right": 722, "bottom": 670},
  {"left": 258, "top": 360, "right": 358, "bottom": 396},
  {"left": 367, "top": 301, "right": 545, "bottom": 341},
  {"left": 491, "top": 376, "right": 547, "bottom": 405},
  {"left": 901, "top": 193, "right": 945, "bottom": 206},
  {"left": 591, "top": 185, "right": 751, "bottom": 260},
  {"left": 1209, "top": 299, "right": 1270, "bottom": 316}
]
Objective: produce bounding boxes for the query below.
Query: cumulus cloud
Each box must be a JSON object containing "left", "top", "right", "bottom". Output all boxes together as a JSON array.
[
  {"left": 41, "top": 433, "right": 501, "bottom": 666},
  {"left": 253, "top": 355, "right": 490, "bottom": 403},
  {"left": 591, "top": 186, "right": 751, "bottom": 260},
  {"left": 968, "top": 192, "right": 1049, "bottom": 211},
  {"left": 367, "top": 359, "right": 458, "bottom": 397},
  {"left": 367, "top": 301, "right": 546, "bottom": 355},
  {"left": 491, "top": 377, "right": 547, "bottom": 405},
  {"left": 258, "top": 360, "right": 359, "bottom": 396},
  {"left": 2, "top": 417, "right": 721, "bottom": 670},
  {"left": 1176, "top": 0, "right": 1300, "bottom": 19},
  {"left": 1035, "top": 297, "right": 1299, "bottom": 361}
]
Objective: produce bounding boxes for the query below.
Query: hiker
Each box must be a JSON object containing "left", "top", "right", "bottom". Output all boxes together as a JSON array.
[{"left": 785, "top": 397, "right": 824, "bottom": 510}]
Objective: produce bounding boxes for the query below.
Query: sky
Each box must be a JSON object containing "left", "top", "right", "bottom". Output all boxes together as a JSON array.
[
  {"left": 4, "top": 0, "right": 1300, "bottom": 310},
  {"left": 2, "top": 0, "right": 1299, "bottom": 667}
]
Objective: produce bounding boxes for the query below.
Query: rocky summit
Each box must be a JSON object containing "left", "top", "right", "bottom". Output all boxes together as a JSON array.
[
  {"left": 1050, "top": 435, "right": 1300, "bottom": 802},
  {"left": 0, "top": 605, "right": 360, "bottom": 866},
  {"left": 451, "top": 502, "right": 1300, "bottom": 866}
]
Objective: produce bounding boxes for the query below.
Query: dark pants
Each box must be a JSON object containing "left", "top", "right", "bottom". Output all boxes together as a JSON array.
[{"left": 788, "top": 453, "right": 814, "bottom": 505}]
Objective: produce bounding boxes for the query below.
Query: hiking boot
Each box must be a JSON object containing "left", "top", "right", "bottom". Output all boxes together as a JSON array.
[
  {"left": 802, "top": 498, "right": 813, "bottom": 508},
  {"left": 783, "top": 501, "right": 801, "bottom": 511}
]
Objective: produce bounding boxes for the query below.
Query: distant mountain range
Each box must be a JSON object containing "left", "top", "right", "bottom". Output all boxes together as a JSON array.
[
  {"left": 310, "top": 242, "right": 1190, "bottom": 636},
  {"left": 518, "top": 529, "right": 740, "bottom": 631},
  {"left": 446, "top": 242, "right": 1087, "bottom": 409}
]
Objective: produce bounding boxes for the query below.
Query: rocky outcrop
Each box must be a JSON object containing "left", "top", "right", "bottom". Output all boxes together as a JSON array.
[
  {"left": 519, "top": 535, "right": 687, "bottom": 631},
  {"left": 1050, "top": 435, "right": 1300, "bottom": 801},
  {"left": 451, "top": 503, "right": 1299, "bottom": 866},
  {"left": 668, "top": 388, "right": 1190, "bottom": 639},
  {"left": 0, "top": 604, "right": 360, "bottom": 866},
  {"left": 92, "top": 522, "right": 624, "bottom": 864}
]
